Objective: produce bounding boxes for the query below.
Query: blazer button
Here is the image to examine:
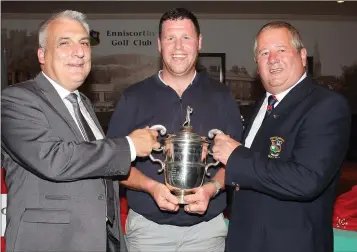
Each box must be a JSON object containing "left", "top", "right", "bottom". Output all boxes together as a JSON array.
[{"left": 98, "top": 194, "right": 105, "bottom": 200}]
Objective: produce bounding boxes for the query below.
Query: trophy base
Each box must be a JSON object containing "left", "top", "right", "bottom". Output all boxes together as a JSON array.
[{"left": 173, "top": 190, "right": 192, "bottom": 205}]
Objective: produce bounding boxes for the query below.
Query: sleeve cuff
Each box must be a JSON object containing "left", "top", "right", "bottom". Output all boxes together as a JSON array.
[
  {"left": 126, "top": 136, "right": 136, "bottom": 161},
  {"left": 225, "top": 145, "right": 251, "bottom": 187}
]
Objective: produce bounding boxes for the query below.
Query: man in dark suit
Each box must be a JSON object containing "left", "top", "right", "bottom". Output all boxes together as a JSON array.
[
  {"left": 212, "top": 21, "right": 351, "bottom": 252},
  {"left": 1, "top": 10, "right": 159, "bottom": 252}
]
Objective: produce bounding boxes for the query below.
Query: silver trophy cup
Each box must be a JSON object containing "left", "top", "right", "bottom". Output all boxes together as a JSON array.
[{"left": 150, "top": 106, "right": 223, "bottom": 204}]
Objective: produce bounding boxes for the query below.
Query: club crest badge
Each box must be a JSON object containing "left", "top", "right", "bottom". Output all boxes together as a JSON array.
[
  {"left": 268, "top": 136, "right": 284, "bottom": 158},
  {"left": 90, "top": 30, "right": 100, "bottom": 46}
]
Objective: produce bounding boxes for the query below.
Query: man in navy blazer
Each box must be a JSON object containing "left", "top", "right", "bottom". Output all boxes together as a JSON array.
[{"left": 212, "top": 21, "right": 351, "bottom": 252}]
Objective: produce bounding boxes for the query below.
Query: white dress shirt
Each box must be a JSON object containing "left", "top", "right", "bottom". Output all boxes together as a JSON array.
[
  {"left": 42, "top": 72, "right": 136, "bottom": 161},
  {"left": 244, "top": 73, "right": 307, "bottom": 148}
]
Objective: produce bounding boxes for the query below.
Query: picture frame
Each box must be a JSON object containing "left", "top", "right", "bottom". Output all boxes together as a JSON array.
[{"left": 197, "top": 53, "right": 226, "bottom": 85}]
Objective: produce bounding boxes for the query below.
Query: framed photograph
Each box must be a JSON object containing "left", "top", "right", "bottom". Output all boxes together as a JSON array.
[{"left": 197, "top": 53, "right": 226, "bottom": 85}]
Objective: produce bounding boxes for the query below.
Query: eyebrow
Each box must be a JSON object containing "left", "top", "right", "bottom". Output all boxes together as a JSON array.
[
  {"left": 258, "top": 48, "right": 268, "bottom": 54},
  {"left": 258, "top": 44, "right": 287, "bottom": 53},
  {"left": 57, "top": 36, "right": 90, "bottom": 41},
  {"left": 57, "top": 36, "right": 70, "bottom": 41}
]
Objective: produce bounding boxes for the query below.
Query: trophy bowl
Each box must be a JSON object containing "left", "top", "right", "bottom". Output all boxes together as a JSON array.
[{"left": 150, "top": 106, "right": 223, "bottom": 204}]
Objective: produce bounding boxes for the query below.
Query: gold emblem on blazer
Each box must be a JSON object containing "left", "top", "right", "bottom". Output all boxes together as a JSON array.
[{"left": 268, "top": 136, "right": 284, "bottom": 158}]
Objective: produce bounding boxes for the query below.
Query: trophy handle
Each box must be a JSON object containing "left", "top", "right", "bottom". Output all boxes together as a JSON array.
[
  {"left": 205, "top": 129, "right": 224, "bottom": 176},
  {"left": 149, "top": 124, "right": 167, "bottom": 173}
]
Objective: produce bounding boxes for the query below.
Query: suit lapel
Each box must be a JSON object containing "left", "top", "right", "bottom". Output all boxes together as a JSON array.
[
  {"left": 34, "top": 73, "right": 84, "bottom": 140},
  {"left": 244, "top": 76, "right": 316, "bottom": 146},
  {"left": 79, "top": 94, "right": 105, "bottom": 136},
  {"left": 272, "top": 76, "right": 315, "bottom": 120}
]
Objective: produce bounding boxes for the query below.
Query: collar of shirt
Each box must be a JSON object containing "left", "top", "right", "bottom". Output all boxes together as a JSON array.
[
  {"left": 266, "top": 72, "right": 307, "bottom": 106},
  {"left": 41, "top": 71, "right": 110, "bottom": 145},
  {"left": 157, "top": 70, "right": 197, "bottom": 86},
  {"left": 42, "top": 71, "right": 81, "bottom": 102}
]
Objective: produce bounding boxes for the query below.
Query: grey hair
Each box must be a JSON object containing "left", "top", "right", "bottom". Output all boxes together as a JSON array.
[
  {"left": 253, "top": 21, "right": 305, "bottom": 59},
  {"left": 38, "top": 10, "right": 90, "bottom": 48}
]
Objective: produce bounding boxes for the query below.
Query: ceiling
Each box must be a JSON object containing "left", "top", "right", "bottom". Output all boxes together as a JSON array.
[{"left": 2, "top": 1, "right": 357, "bottom": 18}]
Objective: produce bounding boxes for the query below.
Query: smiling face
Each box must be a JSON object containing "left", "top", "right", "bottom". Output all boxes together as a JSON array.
[
  {"left": 158, "top": 18, "right": 202, "bottom": 78},
  {"left": 255, "top": 27, "right": 307, "bottom": 94},
  {"left": 38, "top": 17, "right": 91, "bottom": 91}
]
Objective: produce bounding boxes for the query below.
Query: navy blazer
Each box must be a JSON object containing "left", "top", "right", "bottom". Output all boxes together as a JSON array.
[{"left": 225, "top": 76, "right": 351, "bottom": 252}]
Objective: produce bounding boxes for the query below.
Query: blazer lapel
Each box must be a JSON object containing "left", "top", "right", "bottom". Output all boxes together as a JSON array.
[
  {"left": 34, "top": 73, "right": 84, "bottom": 140},
  {"left": 79, "top": 94, "right": 105, "bottom": 136},
  {"left": 245, "top": 76, "right": 315, "bottom": 148},
  {"left": 272, "top": 76, "right": 316, "bottom": 120}
]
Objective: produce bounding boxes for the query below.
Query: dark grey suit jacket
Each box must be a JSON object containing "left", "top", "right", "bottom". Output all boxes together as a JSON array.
[{"left": 1, "top": 73, "right": 129, "bottom": 252}]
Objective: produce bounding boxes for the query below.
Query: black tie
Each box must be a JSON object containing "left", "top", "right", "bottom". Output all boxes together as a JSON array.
[
  {"left": 264, "top": 95, "right": 278, "bottom": 120},
  {"left": 66, "top": 93, "right": 115, "bottom": 224}
]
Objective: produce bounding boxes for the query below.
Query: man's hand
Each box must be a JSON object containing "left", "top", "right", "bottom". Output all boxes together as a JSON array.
[
  {"left": 183, "top": 182, "right": 217, "bottom": 215},
  {"left": 148, "top": 181, "right": 179, "bottom": 212},
  {"left": 129, "top": 127, "right": 160, "bottom": 157},
  {"left": 212, "top": 134, "right": 241, "bottom": 165}
]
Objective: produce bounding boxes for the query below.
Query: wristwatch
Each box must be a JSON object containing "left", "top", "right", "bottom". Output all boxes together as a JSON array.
[{"left": 210, "top": 180, "right": 221, "bottom": 197}]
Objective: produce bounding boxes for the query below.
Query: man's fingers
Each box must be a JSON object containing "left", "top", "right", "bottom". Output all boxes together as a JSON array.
[
  {"left": 164, "top": 192, "right": 179, "bottom": 205},
  {"left": 214, "top": 134, "right": 225, "bottom": 142},
  {"left": 153, "top": 142, "right": 161, "bottom": 149},
  {"left": 160, "top": 192, "right": 179, "bottom": 211},
  {"left": 155, "top": 184, "right": 178, "bottom": 204},
  {"left": 184, "top": 203, "right": 205, "bottom": 215},
  {"left": 184, "top": 204, "right": 190, "bottom": 212},
  {"left": 149, "top": 129, "right": 159, "bottom": 137},
  {"left": 160, "top": 201, "right": 179, "bottom": 212},
  {"left": 191, "top": 187, "right": 200, "bottom": 193},
  {"left": 212, "top": 145, "right": 217, "bottom": 153},
  {"left": 213, "top": 152, "right": 220, "bottom": 161},
  {"left": 183, "top": 194, "right": 197, "bottom": 204},
  {"left": 154, "top": 187, "right": 179, "bottom": 211}
]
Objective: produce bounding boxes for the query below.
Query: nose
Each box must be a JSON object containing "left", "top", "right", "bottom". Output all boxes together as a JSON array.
[
  {"left": 72, "top": 44, "right": 85, "bottom": 58},
  {"left": 175, "top": 39, "right": 182, "bottom": 50},
  {"left": 268, "top": 52, "right": 279, "bottom": 65}
]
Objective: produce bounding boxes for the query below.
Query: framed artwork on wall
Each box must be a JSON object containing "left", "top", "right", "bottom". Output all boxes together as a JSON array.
[{"left": 197, "top": 53, "right": 226, "bottom": 85}]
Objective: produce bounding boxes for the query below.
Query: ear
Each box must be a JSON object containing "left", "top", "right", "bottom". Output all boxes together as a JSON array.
[
  {"left": 38, "top": 48, "right": 45, "bottom": 65},
  {"left": 157, "top": 37, "right": 161, "bottom": 53},
  {"left": 300, "top": 48, "right": 307, "bottom": 67},
  {"left": 255, "top": 57, "right": 259, "bottom": 75},
  {"left": 198, "top": 34, "right": 202, "bottom": 51}
]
